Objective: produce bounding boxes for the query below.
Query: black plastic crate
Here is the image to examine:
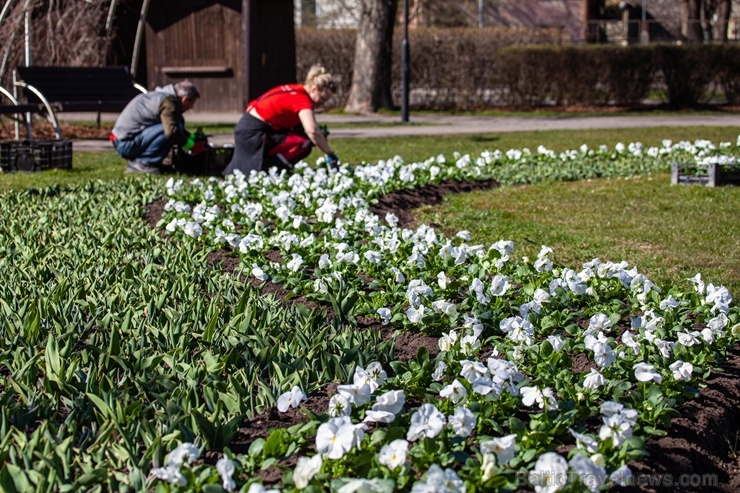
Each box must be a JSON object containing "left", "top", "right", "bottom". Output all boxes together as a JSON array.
[
  {"left": 164, "top": 145, "right": 234, "bottom": 176},
  {"left": 672, "top": 161, "right": 740, "bottom": 187},
  {"left": 0, "top": 139, "right": 72, "bottom": 172}
]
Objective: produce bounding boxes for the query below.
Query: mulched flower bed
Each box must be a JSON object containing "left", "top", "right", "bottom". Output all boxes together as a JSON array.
[{"left": 147, "top": 170, "right": 740, "bottom": 492}]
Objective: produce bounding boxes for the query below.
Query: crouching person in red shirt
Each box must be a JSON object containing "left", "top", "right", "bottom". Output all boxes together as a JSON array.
[{"left": 223, "top": 65, "right": 339, "bottom": 176}]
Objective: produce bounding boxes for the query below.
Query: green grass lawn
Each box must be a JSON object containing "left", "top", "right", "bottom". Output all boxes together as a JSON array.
[
  {"left": 2, "top": 125, "right": 739, "bottom": 294},
  {"left": 415, "top": 173, "right": 740, "bottom": 295}
]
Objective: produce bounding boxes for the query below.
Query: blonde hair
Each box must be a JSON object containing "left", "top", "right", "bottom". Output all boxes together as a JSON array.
[{"left": 305, "top": 65, "right": 336, "bottom": 92}]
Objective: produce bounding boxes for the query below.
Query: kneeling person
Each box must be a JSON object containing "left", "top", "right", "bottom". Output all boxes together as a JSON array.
[
  {"left": 223, "top": 64, "right": 339, "bottom": 176},
  {"left": 111, "top": 80, "right": 206, "bottom": 173}
]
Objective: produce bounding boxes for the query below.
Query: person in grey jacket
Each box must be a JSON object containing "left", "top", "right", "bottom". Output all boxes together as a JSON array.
[{"left": 111, "top": 80, "right": 205, "bottom": 173}]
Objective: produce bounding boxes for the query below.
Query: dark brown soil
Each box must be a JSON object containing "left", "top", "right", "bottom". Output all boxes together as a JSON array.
[
  {"left": 570, "top": 352, "right": 598, "bottom": 373},
  {"left": 619, "top": 345, "right": 740, "bottom": 493},
  {"left": 145, "top": 177, "right": 740, "bottom": 492},
  {"left": 0, "top": 121, "right": 112, "bottom": 141}
]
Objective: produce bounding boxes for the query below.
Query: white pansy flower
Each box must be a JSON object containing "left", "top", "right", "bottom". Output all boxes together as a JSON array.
[
  {"left": 251, "top": 264, "right": 269, "bottom": 281},
  {"left": 406, "top": 305, "right": 426, "bottom": 323},
  {"left": 431, "top": 299, "right": 458, "bottom": 317},
  {"left": 481, "top": 452, "right": 499, "bottom": 482},
  {"left": 432, "top": 361, "right": 447, "bottom": 381},
  {"left": 708, "top": 312, "right": 729, "bottom": 333},
  {"left": 364, "top": 390, "right": 405, "bottom": 423},
  {"left": 286, "top": 253, "right": 304, "bottom": 272},
  {"left": 569, "top": 428, "right": 598, "bottom": 453},
  {"left": 316, "top": 416, "right": 365, "bottom": 459},
  {"left": 365, "top": 362, "right": 388, "bottom": 387},
  {"left": 687, "top": 273, "right": 705, "bottom": 294},
  {"left": 438, "top": 330, "right": 458, "bottom": 352},
  {"left": 600, "top": 401, "right": 638, "bottom": 426},
  {"left": 411, "top": 465, "right": 464, "bottom": 493},
  {"left": 247, "top": 483, "right": 280, "bottom": 493},
  {"left": 407, "top": 404, "right": 447, "bottom": 441},
  {"left": 592, "top": 340, "right": 616, "bottom": 368},
  {"left": 480, "top": 434, "right": 516, "bottom": 466},
  {"left": 150, "top": 442, "right": 200, "bottom": 487},
  {"left": 318, "top": 253, "right": 332, "bottom": 269},
  {"left": 216, "top": 457, "right": 236, "bottom": 492},
  {"left": 633, "top": 362, "right": 662, "bottom": 384},
  {"left": 449, "top": 406, "right": 476, "bottom": 437},
  {"left": 569, "top": 454, "right": 606, "bottom": 493},
  {"left": 659, "top": 295, "right": 680, "bottom": 310},
  {"left": 583, "top": 368, "right": 606, "bottom": 389},
  {"left": 437, "top": 271, "right": 451, "bottom": 289},
  {"left": 609, "top": 465, "right": 633, "bottom": 487},
  {"left": 588, "top": 313, "right": 612, "bottom": 334},
  {"left": 653, "top": 338, "right": 675, "bottom": 358},
  {"left": 277, "top": 386, "right": 307, "bottom": 413},
  {"left": 390, "top": 267, "right": 405, "bottom": 284},
  {"left": 293, "top": 455, "right": 323, "bottom": 489},
  {"left": 529, "top": 452, "right": 568, "bottom": 493},
  {"left": 669, "top": 360, "right": 693, "bottom": 381},
  {"left": 440, "top": 379, "right": 468, "bottom": 404},
  {"left": 354, "top": 366, "right": 381, "bottom": 393},
  {"left": 378, "top": 439, "right": 408, "bottom": 470},
  {"left": 460, "top": 335, "right": 480, "bottom": 356},
  {"left": 521, "top": 386, "right": 558, "bottom": 410},
  {"left": 677, "top": 330, "right": 701, "bottom": 347},
  {"left": 328, "top": 394, "right": 352, "bottom": 417},
  {"left": 377, "top": 307, "right": 392, "bottom": 325},
  {"left": 149, "top": 466, "right": 186, "bottom": 486},
  {"left": 621, "top": 331, "right": 641, "bottom": 355},
  {"left": 337, "top": 383, "right": 372, "bottom": 407},
  {"left": 460, "top": 360, "right": 488, "bottom": 383},
  {"left": 546, "top": 335, "right": 564, "bottom": 352},
  {"left": 490, "top": 275, "right": 510, "bottom": 296},
  {"left": 168, "top": 442, "right": 200, "bottom": 468},
  {"left": 599, "top": 414, "right": 632, "bottom": 446},
  {"left": 456, "top": 230, "right": 472, "bottom": 241}
]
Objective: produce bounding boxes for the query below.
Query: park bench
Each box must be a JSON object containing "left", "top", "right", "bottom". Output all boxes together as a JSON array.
[{"left": 0, "top": 66, "right": 146, "bottom": 139}]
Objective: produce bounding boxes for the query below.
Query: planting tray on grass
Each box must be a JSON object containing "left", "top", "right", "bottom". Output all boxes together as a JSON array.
[
  {"left": 671, "top": 161, "right": 740, "bottom": 187},
  {"left": 0, "top": 139, "right": 72, "bottom": 172},
  {"left": 162, "top": 144, "right": 234, "bottom": 176}
]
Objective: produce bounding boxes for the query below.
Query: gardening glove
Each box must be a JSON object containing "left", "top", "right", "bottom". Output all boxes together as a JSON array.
[
  {"left": 190, "top": 139, "right": 209, "bottom": 155},
  {"left": 183, "top": 132, "right": 209, "bottom": 154},
  {"left": 326, "top": 153, "right": 339, "bottom": 170}
]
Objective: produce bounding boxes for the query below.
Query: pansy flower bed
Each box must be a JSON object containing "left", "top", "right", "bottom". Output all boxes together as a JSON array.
[
  {"left": 0, "top": 136, "right": 738, "bottom": 492},
  {"left": 152, "top": 138, "right": 740, "bottom": 492}
]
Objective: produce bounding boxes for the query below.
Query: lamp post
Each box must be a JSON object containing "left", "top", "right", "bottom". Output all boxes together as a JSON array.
[
  {"left": 401, "top": 0, "right": 409, "bottom": 123},
  {"left": 618, "top": 1, "right": 629, "bottom": 45},
  {"left": 478, "top": 0, "right": 484, "bottom": 28},
  {"left": 640, "top": 0, "right": 649, "bottom": 44}
]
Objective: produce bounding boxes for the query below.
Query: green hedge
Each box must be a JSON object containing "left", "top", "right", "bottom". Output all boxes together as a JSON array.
[
  {"left": 296, "top": 26, "right": 566, "bottom": 110},
  {"left": 297, "top": 27, "right": 740, "bottom": 109}
]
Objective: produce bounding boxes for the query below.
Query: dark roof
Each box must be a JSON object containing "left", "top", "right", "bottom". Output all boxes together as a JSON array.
[{"left": 489, "top": 0, "right": 585, "bottom": 42}]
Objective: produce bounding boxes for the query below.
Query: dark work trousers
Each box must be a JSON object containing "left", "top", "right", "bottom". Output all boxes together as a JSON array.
[
  {"left": 223, "top": 113, "right": 313, "bottom": 176},
  {"left": 223, "top": 113, "right": 271, "bottom": 176}
]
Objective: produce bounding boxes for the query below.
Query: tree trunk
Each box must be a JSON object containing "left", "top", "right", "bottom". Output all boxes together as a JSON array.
[
  {"left": 715, "top": 0, "right": 731, "bottom": 41},
  {"left": 344, "top": 0, "right": 398, "bottom": 113},
  {"left": 681, "top": 0, "right": 703, "bottom": 41},
  {"left": 301, "top": 0, "right": 317, "bottom": 27}
]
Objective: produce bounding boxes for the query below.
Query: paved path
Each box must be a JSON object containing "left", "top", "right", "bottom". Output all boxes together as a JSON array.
[{"left": 68, "top": 112, "right": 740, "bottom": 151}]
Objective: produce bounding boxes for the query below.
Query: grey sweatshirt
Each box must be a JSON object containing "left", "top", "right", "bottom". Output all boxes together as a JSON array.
[{"left": 112, "top": 84, "right": 188, "bottom": 146}]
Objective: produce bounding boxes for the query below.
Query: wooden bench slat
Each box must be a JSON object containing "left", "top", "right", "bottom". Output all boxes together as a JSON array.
[{"left": 16, "top": 66, "right": 142, "bottom": 113}]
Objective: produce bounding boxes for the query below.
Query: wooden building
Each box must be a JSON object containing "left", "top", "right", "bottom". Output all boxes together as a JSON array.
[{"left": 141, "top": 0, "right": 295, "bottom": 113}]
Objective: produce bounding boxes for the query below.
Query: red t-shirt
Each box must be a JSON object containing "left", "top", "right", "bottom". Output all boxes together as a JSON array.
[{"left": 247, "top": 84, "right": 313, "bottom": 131}]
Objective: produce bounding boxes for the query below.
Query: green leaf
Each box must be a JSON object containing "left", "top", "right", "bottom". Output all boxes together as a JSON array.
[
  {"left": 264, "top": 429, "right": 286, "bottom": 458},
  {"left": 248, "top": 438, "right": 265, "bottom": 457},
  {"left": 203, "top": 485, "right": 224, "bottom": 493},
  {"left": 1, "top": 464, "right": 31, "bottom": 492}
]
